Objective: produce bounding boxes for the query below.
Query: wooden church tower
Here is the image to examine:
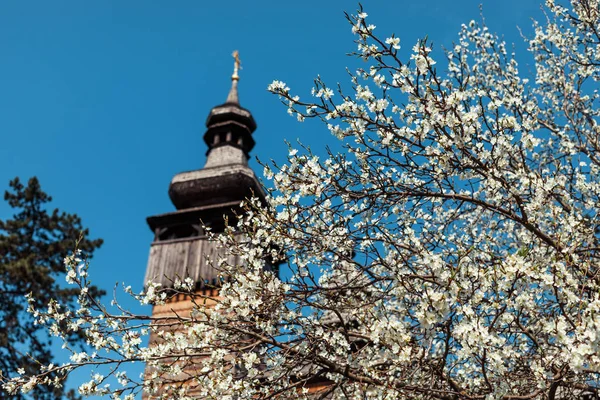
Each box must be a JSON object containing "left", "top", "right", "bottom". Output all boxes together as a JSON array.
[
  {"left": 142, "top": 52, "right": 267, "bottom": 396},
  {"left": 144, "top": 51, "right": 264, "bottom": 295}
]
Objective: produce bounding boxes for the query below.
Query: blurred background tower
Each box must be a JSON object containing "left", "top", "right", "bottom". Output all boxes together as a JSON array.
[
  {"left": 142, "top": 52, "right": 266, "bottom": 397},
  {"left": 144, "top": 51, "right": 264, "bottom": 295}
]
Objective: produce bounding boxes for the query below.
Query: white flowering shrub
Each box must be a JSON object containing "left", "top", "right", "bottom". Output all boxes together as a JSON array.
[{"left": 3, "top": 1, "right": 600, "bottom": 398}]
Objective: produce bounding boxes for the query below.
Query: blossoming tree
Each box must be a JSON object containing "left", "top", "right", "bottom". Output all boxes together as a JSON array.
[{"left": 3, "top": 0, "right": 600, "bottom": 398}]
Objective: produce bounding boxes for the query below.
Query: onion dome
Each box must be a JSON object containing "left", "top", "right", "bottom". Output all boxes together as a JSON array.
[
  {"left": 168, "top": 51, "right": 265, "bottom": 211},
  {"left": 203, "top": 50, "right": 257, "bottom": 157}
]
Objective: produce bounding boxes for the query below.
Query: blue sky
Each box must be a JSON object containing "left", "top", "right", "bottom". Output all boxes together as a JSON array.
[{"left": 0, "top": 0, "right": 546, "bottom": 395}]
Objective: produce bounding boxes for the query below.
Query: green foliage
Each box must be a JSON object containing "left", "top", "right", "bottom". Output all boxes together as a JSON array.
[{"left": 0, "top": 177, "right": 103, "bottom": 399}]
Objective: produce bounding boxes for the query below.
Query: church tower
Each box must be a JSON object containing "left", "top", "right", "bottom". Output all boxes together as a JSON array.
[
  {"left": 144, "top": 51, "right": 264, "bottom": 295},
  {"left": 142, "top": 52, "right": 267, "bottom": 396}
]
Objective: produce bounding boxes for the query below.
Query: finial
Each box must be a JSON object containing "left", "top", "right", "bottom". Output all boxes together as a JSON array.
[
  {"left": 226, "top": 50, "right": 240, "bottom": 104},
  {"left": 232, "top": 50, "right": 241, "bottom": 81}
]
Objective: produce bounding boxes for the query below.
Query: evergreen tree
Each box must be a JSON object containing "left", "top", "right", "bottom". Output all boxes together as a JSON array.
[{"left": 0, "top": 177, "right": 103, "bottom": 399}]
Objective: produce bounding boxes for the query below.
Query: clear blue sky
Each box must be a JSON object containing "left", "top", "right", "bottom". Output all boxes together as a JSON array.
[{"left": 0, "top": 0, "right": 545, "bottom": 395}]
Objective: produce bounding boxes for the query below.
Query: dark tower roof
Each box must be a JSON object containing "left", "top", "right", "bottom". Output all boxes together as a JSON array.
[
  {"left": 203, "top": 51, "right": 257, "bottom": 158},
  {"left": 167, "top": 51, "right": 265, "bottom": 211}
]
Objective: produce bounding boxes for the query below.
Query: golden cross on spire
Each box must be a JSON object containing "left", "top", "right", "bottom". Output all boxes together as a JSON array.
[
  {"left": 232, "top": 50, "right": 241, "bottom": 81},
  {"left": 226, "top": 50, "right": 241, "bottom": 104}
]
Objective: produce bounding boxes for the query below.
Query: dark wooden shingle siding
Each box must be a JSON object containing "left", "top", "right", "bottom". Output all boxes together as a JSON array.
[{"left": 144, "top": 237, "right": 242, "bottom": 288}]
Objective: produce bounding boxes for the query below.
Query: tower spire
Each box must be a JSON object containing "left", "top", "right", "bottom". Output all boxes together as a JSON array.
[
  {"left": 225, "top": 50, "right": 240, "bottom": 104},
  {"left": 164, "top": 52, "right": 258, "bottom": 210}
]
